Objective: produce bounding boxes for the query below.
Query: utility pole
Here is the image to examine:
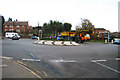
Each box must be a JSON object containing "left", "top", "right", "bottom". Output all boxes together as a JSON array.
[
  {"left": 38, "top": 22, "right": 42, "bottom": 38},
  {"left": 108, "top": 31, "right": 109, "bottom": 43},
  {"left": 12, "top": 21, "right": 14, "bottom": 32}
]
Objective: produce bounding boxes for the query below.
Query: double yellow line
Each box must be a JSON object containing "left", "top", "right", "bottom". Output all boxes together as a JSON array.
[{"left": 16, "top": 61, "right": 42, "bottom": 79}]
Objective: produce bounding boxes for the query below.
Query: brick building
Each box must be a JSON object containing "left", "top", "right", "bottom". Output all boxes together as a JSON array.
[
  {"left": 95, "top": 28, "right": 109, "bottom": 38},
  {"left": 3, "top": 21, "right": 30, "bottom": 33},
  {"left": 95, "top": 28, "right": 107, "bottom": 34}
]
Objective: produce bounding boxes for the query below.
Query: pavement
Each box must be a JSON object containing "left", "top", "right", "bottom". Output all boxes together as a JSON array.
[
  {"left": 1, "top": 56, "right": 39, "bottom": 78},
  {"left": 34, "top": 40, "right": 80, "bottom": 46}
]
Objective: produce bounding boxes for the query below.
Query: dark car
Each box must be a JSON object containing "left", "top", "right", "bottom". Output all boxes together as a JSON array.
[
  {"left": 12, "top": 36, "right": 20, "bottom": 40},
  {"left": 31, "top": 36, "right": 38, "bottom": 39}
]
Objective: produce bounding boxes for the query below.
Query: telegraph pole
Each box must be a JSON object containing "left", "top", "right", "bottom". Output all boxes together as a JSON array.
[{"left": 108, "top": 31, "right": 109, "bottom": 43}]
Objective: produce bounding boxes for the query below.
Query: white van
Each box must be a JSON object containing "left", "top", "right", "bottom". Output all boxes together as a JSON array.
[{"left": 5, "top": 32, "right": 20, "bottom": 38}]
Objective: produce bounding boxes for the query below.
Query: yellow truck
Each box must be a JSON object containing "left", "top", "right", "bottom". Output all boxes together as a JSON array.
[{"left": 60, "top": 30, "right": 91, "bottom": 43}]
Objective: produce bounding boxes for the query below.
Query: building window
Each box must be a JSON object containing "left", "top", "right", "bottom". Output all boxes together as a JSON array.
[
  {"left": 16, "top": 29, "right": 20, "bottom": 32},
  {"left": 5, "top": 29, "right": 7, "bottom": 31},
  {"left": 9, "top": 29, "right": 13, "bottom": 31},
  {"left": 10, "top": 26, "right": 13, "bottom": 27},
  {"left": 5, "top": 26, "right": 7, "bottom": 27},
  {"left": 17, "top": 25, "right": 20, "bottom": 27}
]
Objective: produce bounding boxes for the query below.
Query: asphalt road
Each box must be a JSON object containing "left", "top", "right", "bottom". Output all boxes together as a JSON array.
[{"left": 1, "top": 39, "right": 120, "bottom": 79}]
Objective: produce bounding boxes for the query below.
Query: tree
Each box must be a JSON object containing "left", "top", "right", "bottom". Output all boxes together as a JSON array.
[
  {"left": 64, "top": 23, "right": 72, "bottom": 32},
  {"left": 63, "top": 23, "right": 72, "bottom": 40},
  {"left": 56, "top": 22, "right": 64, "bottom": 35},
  {"left": 8, "top": 17, "right": 12, "bottom": 21},
  {"left": 82, "top": 19, "right": 94, "bottom": 30},
  {"left": 43, "top": 23, "right": 50, "bottom": 34},
  {"left": 1, "top": 16, "right": 5, "bottom": 34},
  {"left": 76, "top": 19, "right": 94, "bottom": 30},
  {"left": 76, "top": 18, "right": 95, "bottom": 38},
  {"left": 42, "top": 20, "right": 64, "bottom": 39}
]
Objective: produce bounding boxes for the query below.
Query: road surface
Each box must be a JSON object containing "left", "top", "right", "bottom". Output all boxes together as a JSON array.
[{"left": 1, "top": 39, "right": 120, "bottom": 79}]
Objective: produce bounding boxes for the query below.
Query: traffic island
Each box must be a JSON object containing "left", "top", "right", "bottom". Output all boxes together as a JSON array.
[{"left": 34, "top": 40, "right": 80, "bottom": 46}]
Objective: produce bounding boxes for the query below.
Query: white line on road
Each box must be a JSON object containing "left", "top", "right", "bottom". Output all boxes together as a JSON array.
[
  {"left": 42, "top": 71, "right": 48, "bottom": 77},
  {"left": 95, "top": 62, "right": 120, "bottom": 74},
  {"left": 0, "top": 56, "right": 12, "bottom": 59},
  {"left": 115, "top": 58, "right": 120, "bottom": 61},
  {"left": 91, "top": 60, "right": 120, "bottom": 74},
  {"left": 0, "top": 64, "right": 8, "bottom": 68},
  {"left": 50, "top": 59, "right": 76, "bottom": 63},
  {"left": 91, "top": 59, "right": 120, "bottom": 73},
  {"left": 22, "top": 59, "right": 41, "bottom": 62},
  {"left": 91, "top": 59, "right": 107, "bottom": 62}
]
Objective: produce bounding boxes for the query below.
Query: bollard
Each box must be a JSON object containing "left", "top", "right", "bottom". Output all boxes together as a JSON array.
[
  {"left": 111, "top": 40, "right": 114, "bottom": 44},
  {"left": 105, "top": 39, "right": 107, "bottom": 43},
  {"left": 37, "top": 37, "right": 39, "bottom": 40}
]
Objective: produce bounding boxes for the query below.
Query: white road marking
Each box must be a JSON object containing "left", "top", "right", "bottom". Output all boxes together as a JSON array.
[
  {"left": 0, "top": 56, "right": 12, "bottom": 59},
  {"left": 91, "top": 59, "right": 107, "bottom": 62},
  {"left": 95, "top": 62, "right": 120, "bottom": 74},
  {"left": 0, "top": 64, "right": 8, "bottom": 68},
  {"left": 42, "top": 71, "right": 48, "bottom": 77},
  {"left": 115, "top": 58, "right": 120, "bottom": 61},
  {"left": 22, "top": 59, "right": 41, "bottom": 62},
  {"left": 50, "top": 59, "right": 76, "bottom": 63},
  {"left": 91, "top": 59, "right": 120, "bottom": 74}
]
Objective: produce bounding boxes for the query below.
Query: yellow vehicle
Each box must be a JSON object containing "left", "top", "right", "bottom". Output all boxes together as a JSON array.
[{"left": 60, "top": 30, "right": 92, "bottom": 43}]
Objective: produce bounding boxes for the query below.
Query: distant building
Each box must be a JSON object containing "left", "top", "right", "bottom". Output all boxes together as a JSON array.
[
  {"left": 95, "top": 28, "right": 107, "bottom": 34},
  {"left": 3, "top": 21, "right": 30, "bottom": 33},
  {"left": 95, "top": 28, "right": 108, "bottom": 38},
  {"left": 110, "top": 32, "right": 119, "bottom": 38}
]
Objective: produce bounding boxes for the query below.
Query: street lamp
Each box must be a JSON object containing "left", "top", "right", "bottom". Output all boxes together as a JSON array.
[
  {"left": 12, "top": 21, "right": 14, "bottom": 32},
  {"left": 105, "top": 30, "right": 109, "bottom": 43},
  {"left": 39, "top": 29, "right": 42, "bottom": 38},
  {"left": 81, "top": 18, "right": 83, "bottom": 28}
]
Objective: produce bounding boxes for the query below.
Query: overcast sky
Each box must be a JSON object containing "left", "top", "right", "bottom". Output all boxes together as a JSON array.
[{"left": 0, "top": 0, "right": 119, "bottom": 32}]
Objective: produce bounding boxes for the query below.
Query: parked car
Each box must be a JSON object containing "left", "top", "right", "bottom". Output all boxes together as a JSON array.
[
  {"left": 31, "top": 36, "right": 38, "bottom": 39},
  {"left": 12, "top": 36, "right": 20, "bottom": 40},
  {"left": 113, "top": 38, "right": 120, "bottom": 44}
]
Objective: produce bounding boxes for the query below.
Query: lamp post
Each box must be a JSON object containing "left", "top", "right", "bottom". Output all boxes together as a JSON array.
[
  {"left": 12, "top": 21, "right": 14, "bottom": 32},
  {"left": 108, "top": 31, "right": 109, "bottom": 43},
  {"left": 105, "top": 30, "right": 109, "bottom": 43},
  {"left": 81, "top": 18, "right": 83, "bottom": 29},
  {"left": 39, "top": 29, "right": 42, "bottom": 38}
]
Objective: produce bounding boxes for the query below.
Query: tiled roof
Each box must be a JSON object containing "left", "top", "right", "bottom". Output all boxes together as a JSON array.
[
  {"left": 96, "top": 28, "right": 106, "bottom": 30},
  {"left": 3, "top": 21, "right": 28, "bottom": 26}
]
